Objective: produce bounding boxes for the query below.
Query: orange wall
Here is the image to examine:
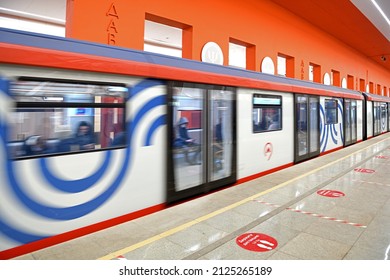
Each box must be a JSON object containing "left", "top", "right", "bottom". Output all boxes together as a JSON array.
[{"left": 66, "top": 0, "right": 390, "bottom": 95}]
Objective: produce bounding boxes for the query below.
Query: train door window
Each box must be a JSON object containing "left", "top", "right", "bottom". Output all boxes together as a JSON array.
[
  {"left": 351, "top": 100, "right": 357, "bottom": 142},
  {"left": 252, "top": 94, "right": 282, "bottom": 133},
  {"left": 171, "top": 85, "right": 205, "bottom": 192},
  {"left": 388, "top": 102, "right": 390, "bottom": 132},
  {"left": 373, "top": 102, "right": 381, "bottom": 136},
  {"left": 294, "top": 94, "right": 320, "bottom": 162},
  {"left": 345, "top": 100, "right": 351, "bottom": 145},
  {"left": 344, "top": 99, "right": 357, "bottom": 146},
  {"left": 296, "top": 96, "right": 308, "bottom": 157},
  {"left": 168, "top": 82, "right": 236, "bottom": 202},
  {"left": 381, "top": 103, "right": 388, "bottom": 133},
  {"left": 8, "top": 79, "right": 127, "bottom": 158},
  {"left": 208, "top": 88, "right": 235, "bottom": 182},
  {"left": 309, "top": 97, "right": 319, "bottom": 153},
  {"left": 325, "top": 99, "right": 338, "bottom": 124}
]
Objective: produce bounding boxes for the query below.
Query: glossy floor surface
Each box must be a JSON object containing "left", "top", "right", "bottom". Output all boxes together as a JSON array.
[{"left": 13, "top": 134, "right": 390, "bottom": 260}]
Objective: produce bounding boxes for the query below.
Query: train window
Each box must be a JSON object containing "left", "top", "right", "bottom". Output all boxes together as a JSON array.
[
  {"left": 178, "top": 110, "right": 201, "bottom": 129},
  {"left": 252, "top": 94, "right": 282, "bottom": 133},
  {"left": 8, "top": 80, "right": 127, "bottom": 158},
  {"left": 325, "top": 99, "right": 338, "bottom": 124}
]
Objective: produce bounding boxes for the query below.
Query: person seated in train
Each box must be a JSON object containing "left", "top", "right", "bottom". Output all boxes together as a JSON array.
[
  {"left": 257, "top": 114, "right": 272, "bottom": 131},
  {"left": 268, "top": 117, "right": 280, "bottom": 130},
  {"left": 173, "top": 117, "right": 201, "bottom": 165},
  {"left": 112, "top": 131, "right": 127, "bottom": 146},
  {"left": 24, "top": 135, "right": 48, "bottom": 156},
  {"left": 74, "top": 121, "right": 95, "bottom": 150}
]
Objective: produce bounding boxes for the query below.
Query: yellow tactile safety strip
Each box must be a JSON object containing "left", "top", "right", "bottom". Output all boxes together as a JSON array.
[{"left": 98, "top": 136, "right": 389, "bottom": 260}]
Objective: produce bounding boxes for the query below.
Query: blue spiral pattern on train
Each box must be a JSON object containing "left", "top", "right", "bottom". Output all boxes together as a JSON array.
[
  {"left": 39, "top": 152, "right": 113, "bottom": 193},
  {"left": 320, "top": 99, "right": 343, "bottom": 152},
  {"left": 338, "top": 101, "right": 344, "bottom": 143},
  {"left": 382, "top": 114, "right": 387, "bottom": 132},
  {"left": 0, "top": 79, "right": 166, "bottom": 245}
]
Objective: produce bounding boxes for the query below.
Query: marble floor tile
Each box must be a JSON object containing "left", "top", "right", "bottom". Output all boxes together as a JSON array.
[{"left": 278, "top": 232, "right": 351, "bottom": 260}]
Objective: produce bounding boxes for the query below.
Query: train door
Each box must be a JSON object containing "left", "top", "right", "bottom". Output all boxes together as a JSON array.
[
  {"left": 365, "top": 99, "right": 373, "bottom": 139},
  {"left": 167, "top": 82, "right": 236, "bottom": 203},
  {"left": 294, "top": 94, "right": 320, "bottom": 163},
  {"left": 381, "top": 103, "right": 388, "bottom": 133},
  {"left": 373, "top": 102, "right": 382, "bottom": 136},
  {"left": 344, "top": 99, "right": 357, "bottom": 146},
  {"left": 388, "top": 102, "right": 390, "bottom": 132}
]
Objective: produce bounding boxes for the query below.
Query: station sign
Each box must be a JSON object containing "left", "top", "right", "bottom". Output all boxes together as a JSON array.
[{"left": 236, "top": 233, "right": 278, "bottom": 252}]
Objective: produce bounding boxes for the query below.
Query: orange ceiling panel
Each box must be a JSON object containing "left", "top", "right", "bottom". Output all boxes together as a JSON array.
[{"left": 270, "top": 0, "right": 390, "bottom": 71}]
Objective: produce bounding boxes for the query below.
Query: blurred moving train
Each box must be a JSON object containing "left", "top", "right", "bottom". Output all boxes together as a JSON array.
[{"left": 1, "top": 28, "right": 390, "bottom": 259}]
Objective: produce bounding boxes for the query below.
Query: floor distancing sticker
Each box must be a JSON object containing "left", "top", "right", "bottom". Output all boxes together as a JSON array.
[
  {"left": 352, "top": 179, "right": 390, "bottom": 187},
  {"left": 254, "top": 200, "right": 367, "bottom": 228}
]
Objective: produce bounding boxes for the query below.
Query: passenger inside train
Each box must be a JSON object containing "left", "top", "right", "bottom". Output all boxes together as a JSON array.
[
  {"left": 73, "top": 121, "right": 95, "bottom": 150},
  {"left": 24, "top": 135, "right": 48, "bottom": 156},
  {"left": 173, "top": 117, "right": 201, "bottom": 165}
]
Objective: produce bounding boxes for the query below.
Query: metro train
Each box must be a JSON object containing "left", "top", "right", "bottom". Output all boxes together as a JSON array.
[{"left": 1, "top": 28, "right": 389, "bottom": 259}]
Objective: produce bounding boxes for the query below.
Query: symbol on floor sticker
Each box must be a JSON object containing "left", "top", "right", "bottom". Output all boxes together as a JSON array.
[
  {"left": 236, "top": 233, "right": 278, "bottom": 252},
  {"left": 354, "top": 168, "right": 375, "bottom": 174},
  {"left": 375, "top": 155, "right": 389, "bottom": 159},
  {"left": 317, "top": 190, "right": 345, "bottom": 198}
]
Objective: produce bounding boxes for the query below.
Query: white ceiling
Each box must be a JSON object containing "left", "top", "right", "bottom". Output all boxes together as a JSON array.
[
  {"left": 0, "top": 0, "right": 66, "bottom": 22},
  {"left": 351, "top": 0, "right": 390, "bottom": 41}
]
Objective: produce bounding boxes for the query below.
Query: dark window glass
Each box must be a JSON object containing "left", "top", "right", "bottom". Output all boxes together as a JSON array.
[
  {"left": 325, "top": 99, "right": 338, "bottom": 124},
  {"left": 252, "top": 94, "right": 282, "bottom": 133},
  {"left": 8, "top": 80, "right": 127, "bottom": 158}
]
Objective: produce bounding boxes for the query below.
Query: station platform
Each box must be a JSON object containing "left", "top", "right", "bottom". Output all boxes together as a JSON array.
[{"left": 13, "top": 134, "right": 390, "bottom": 260}]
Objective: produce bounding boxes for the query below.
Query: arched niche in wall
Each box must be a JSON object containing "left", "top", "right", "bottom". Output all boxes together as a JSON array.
[
  {"left": 201, "top": 42, "right": 224, "bottom": 65},
  {"left": 341, "top": 78, "right": 347, "bottom": 89},
  {"left": 323, "top": 73, "right": 331, "bottom": 85},
  {"left": 261, "top": 57, "right": 275, "bottom": 75}
]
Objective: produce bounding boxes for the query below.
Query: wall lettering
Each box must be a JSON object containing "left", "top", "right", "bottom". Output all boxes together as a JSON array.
[{"left": 106, "top": 3, "right": 119, "bottom": 45}]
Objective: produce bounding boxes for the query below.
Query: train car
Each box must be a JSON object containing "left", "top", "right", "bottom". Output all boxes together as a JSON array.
[
  {"left": 362, "top": 92, "right": 390, "bottom": 139},
  {"left": 0, "top": 28, "right": 383, "bottom": 259}
]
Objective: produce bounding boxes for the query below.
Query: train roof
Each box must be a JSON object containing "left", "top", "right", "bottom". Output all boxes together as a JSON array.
[
  {"left": 1, "top": 28, "right": 364, "bottom": 100},
  {"left": 362, "top": 92, "right": 390, "bottom": 102}
]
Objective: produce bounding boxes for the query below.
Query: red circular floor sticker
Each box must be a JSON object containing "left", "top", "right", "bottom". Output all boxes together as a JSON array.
[
  {"left": 317, "top": 189, "right": 345, "bottom": 198},
  {"left": 354, "top": 168, "right": 375, "bottom": 173},
  {"left": 236, "top": 233, "right": 278, "bottom": 252}
]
